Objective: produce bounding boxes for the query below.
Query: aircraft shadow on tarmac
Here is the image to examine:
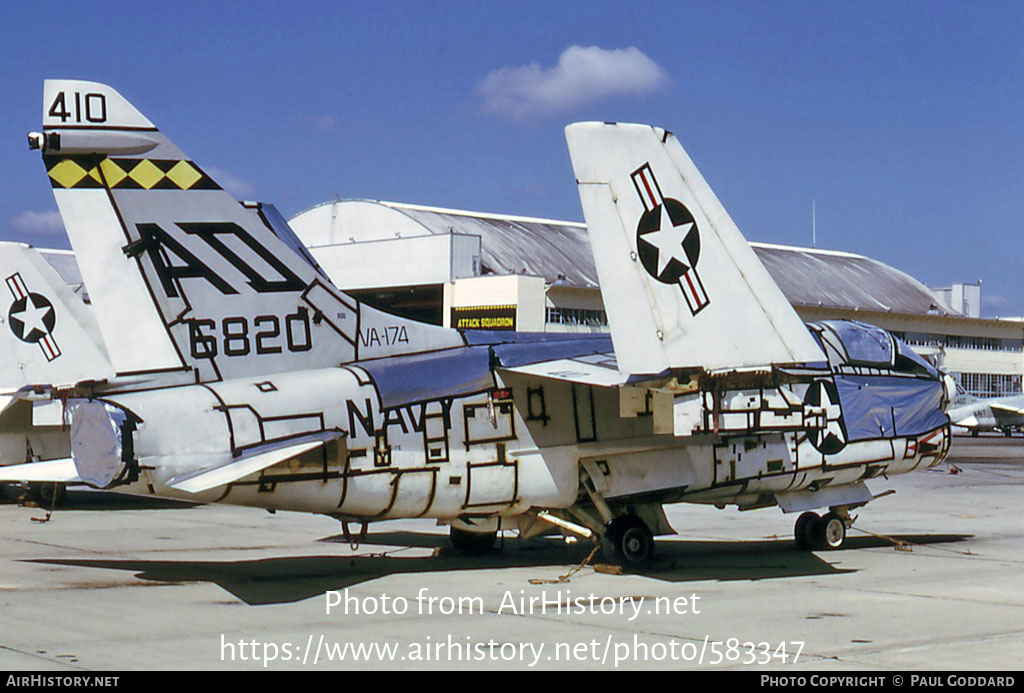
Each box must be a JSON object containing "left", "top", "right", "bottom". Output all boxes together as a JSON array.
[
  {"left": 0, "top": 488, "right": 200, "bottom": 511},
  {"left": 26, "top": 531, "right": 971, "bottom": 606}
]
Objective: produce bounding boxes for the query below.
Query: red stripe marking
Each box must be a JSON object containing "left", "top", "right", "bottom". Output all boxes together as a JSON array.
[
  {"left": 41, "top": 335, "right": 60, "bottom": 361},
  {"left": 684, "top": 271, "right": 707, "bottom": 308},
  {"left": 6, "top": 274, "right": 26, "bottom": 300},
  {"left": 639, "top": 171, "right": 657, "bottom": 209}
]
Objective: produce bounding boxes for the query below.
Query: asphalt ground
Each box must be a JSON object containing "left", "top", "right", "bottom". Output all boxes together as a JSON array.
[{"left": 1, "top": 435, "right": 1021, "bottom": 671}]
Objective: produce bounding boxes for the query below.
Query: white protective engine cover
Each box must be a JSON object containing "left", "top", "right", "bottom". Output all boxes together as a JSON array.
[{"left": 70, "top": 400, "right": 127, "bottom": 487}]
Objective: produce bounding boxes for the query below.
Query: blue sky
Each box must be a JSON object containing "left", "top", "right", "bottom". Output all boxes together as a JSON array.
[{"left": 2, "top": 1, "right": 1022, "bottom": 315}]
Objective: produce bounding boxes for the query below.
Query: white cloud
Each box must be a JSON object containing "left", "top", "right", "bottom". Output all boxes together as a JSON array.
[
  {"left": 9, "top": 210, "right": 64, "bottom": 236},
  {"left": 478, "top": 45, "right": 669, "bottom": 120},
  {"left": 205, "top": 166, "right": 255, "bottom": 198}
]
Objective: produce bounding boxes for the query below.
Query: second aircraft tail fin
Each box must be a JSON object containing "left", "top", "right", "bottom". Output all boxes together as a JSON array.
[
  {"left": 565, "top": 122, "right": 824, "bottom": 376},
  {"left": 0, "top": 242, "right": 113, "bottom": 391}
]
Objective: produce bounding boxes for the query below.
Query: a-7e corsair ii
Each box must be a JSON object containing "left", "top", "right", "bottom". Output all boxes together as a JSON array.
[
  {"left": 0, "top": 80, "right": 952, "bottom": 565},
  {"left": 948, "top": 393, "right": 1024, "bottom": 437}
]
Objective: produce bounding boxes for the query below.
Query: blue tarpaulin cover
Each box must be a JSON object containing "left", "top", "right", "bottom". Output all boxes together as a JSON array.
[{"left": 836, "top": 375, "right": 947, "bottom": 441}]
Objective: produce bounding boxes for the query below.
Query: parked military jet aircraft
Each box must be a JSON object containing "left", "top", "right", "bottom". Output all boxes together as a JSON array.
[
  {"left": 0, "top": 80, "right": 952, "bottom": 564},
  {"left": 948, "top": 393, "right": 1024, "bottom": 437}
]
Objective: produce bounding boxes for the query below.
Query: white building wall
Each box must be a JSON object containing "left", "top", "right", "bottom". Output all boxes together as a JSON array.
[
  {"left": 444, "top": 275, "right": 546, "bottom": 331},
  {"left": 307, "top": 233, "right": 480, "bottom": 290}
]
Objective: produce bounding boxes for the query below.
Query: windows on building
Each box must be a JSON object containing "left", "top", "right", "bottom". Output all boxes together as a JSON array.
[
  {"left": 953, "top": 372, "right": 1023, "bottom": 398},
  {"left": 545, "top": 307, "right": 608, "bottom": 327},
  {"left": 892, "top": 332, "right": 1023, "bottom": 353}
]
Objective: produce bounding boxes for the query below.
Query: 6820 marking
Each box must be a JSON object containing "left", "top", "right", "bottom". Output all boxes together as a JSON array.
[{"left": 187, "top": 307, "right": 312, "bottom": 359}]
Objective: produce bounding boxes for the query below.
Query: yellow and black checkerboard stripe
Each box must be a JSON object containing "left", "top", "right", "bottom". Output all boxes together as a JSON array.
[{"left": 43, "top": 155, "right": 221, "bottom": 191}]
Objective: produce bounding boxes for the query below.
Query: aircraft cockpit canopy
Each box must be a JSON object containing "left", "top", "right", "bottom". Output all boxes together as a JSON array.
[{"left": 812, "top": 320, "right": 938, "bottom": 378}]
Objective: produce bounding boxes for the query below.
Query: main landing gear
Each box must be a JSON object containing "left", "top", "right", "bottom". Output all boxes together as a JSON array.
[
  {"left": 794, "top": 509, "right": 850, "bottom": 551},
  {"left": 602, "top": 515, "right": 654, "bottom": 566}
]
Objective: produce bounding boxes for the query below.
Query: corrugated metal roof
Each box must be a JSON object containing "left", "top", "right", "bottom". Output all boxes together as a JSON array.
[
  {"left": 308, "top": 200, "right": 955, "bottom": 317},
  {"left": 392, "top": 206, "right": 600, "bottom": 288},
  {"left": 752, "top": 243, "right": 954, "bottom": 316},
  {"left": 39, "top": 249, "right": 82, "bottom": 285},
  {"left": 39, "top": 248, "right": 89, "bottom": 302},
  {"left": 34, "top": 199, "right": 956, "bottom": 320}
]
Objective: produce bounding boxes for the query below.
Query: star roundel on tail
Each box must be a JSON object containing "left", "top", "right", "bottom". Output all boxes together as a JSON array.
[
  {"left": 6, "top": 272, "right": 61, "bottom": 361},
  {"left": 631, "top": 163, "right": 709, "bottom": 315}
]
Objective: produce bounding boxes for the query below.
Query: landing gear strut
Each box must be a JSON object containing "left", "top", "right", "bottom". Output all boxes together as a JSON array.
[
  {"left": 602, "top": 515, "right": 654, "bottom": 566},
  {"left": 793, "top": 509, "right": 850, "bottom": 551}
]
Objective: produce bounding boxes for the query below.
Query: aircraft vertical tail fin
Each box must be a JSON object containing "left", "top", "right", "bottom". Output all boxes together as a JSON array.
[
  {"left": 0, "top": 242, "right": 113, "bottom": 391},
  {"left": 33, "top": 80, "right": 430, "bottom": 383},
  {"left": 565, "top": 122, "right": 824, "bottom": 376}
]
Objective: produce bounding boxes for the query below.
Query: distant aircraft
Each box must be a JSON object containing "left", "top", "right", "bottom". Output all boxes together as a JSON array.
[
  {"left": 0, "top": 81, "right": 953, "bottom": 564},
  {"left": 947, "top": 393, "right": 1024, "bottom": 437}
]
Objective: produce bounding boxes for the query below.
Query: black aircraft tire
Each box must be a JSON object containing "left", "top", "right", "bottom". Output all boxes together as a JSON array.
[
  {"left": 603, "top": 516, "right": 654, "bottom": 566},
  {"left": 794, "top": 511, "right": 819, "bottom": 550},
  {"left": 449, "top": 527, "right": 498, "bottom": 555},
  {"left": 814, "top": 512, "right": 847, "bottom": 550},
  {"left": 32, "top": 482, "right": 65, "bottom": 508}
]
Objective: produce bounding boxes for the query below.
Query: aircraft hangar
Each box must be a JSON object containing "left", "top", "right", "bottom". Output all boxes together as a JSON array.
[{"left": 288, "top": 199, "right": 1024, "bottom": 401}]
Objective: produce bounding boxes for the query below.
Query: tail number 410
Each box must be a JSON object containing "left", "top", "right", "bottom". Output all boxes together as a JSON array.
[
  {"left": 187, "top": 308, "right": 312, "bottom": 359},
  {"left": 48, "top": 91, "right": 107, "bottom": 124}
]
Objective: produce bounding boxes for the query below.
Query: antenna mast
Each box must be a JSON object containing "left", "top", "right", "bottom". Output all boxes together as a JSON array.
[{"left": 812, "top": 200, "right": 816, "bottom": 248}]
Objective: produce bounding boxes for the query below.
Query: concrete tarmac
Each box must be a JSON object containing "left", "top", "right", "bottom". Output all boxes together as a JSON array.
[{"left": 1, "top": 436, "right": 1022, "bottom": 671}]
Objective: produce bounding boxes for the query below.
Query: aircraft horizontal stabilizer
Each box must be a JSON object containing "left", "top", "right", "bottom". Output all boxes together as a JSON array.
[
  {"left": 0, "top": 457, "right": 80, "bottom": 483},
  {"left": 166, "top": 430, "right": 344, "bottom": 493},
  {"left": 565, "top": 122, "right": 825, "bottom": 375}
]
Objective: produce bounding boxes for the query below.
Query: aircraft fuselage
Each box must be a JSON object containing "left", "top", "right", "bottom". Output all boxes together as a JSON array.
[{"left": 88, "top": 347, "right": 951, "bottom": 524}]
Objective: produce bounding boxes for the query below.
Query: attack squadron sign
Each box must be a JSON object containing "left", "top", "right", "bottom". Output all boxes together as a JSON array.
[
  {"left": 6, "top": 272, "right": 61, "bottom": 361},
  {"left": 631, "top": 163, "right": 710, "bottom": 315}
]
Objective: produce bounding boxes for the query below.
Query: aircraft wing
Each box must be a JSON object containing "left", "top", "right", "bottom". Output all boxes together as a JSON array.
[
  {"left": 988, "top": 402, "right": 1024, "bottom": 428},
  {"left": 989, "top": 402, "right": 1024, "bottom": 416},
  {"left": 358, "top": 332, "right": 614, "bottom": 409},
  {"left": 0, "top": 457, "right": 80, "bottom": 483},
  {"left": 499, "top": 352, "right": 627, "bottom": 388},
  {"left": 499, "top": 351, "right": 687, "bottom": 435},
  {"left": 166, "top": 430, "right": 344, "bottom": 493}
]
